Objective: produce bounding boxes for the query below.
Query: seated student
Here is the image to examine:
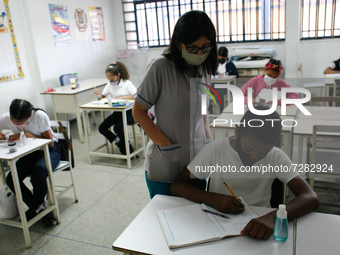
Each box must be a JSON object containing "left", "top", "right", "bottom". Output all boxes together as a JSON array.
[
  {"left": 240, "top": 59, "right": 299, "bottom": 105},
  {"left": 0, "top": 99, "right": 60, "bottom": 226},
  {"left": 323, "top": 56, "right": 340, "bottom": 74},
  {"left": 217, "top": 46, "right": 239, "bottom": 78},
  {"left": 94, "top": 62, "right": 137, "bottom": 155},
  {"left": 171, "top": 107, "right": 319, "bottom": 240}
]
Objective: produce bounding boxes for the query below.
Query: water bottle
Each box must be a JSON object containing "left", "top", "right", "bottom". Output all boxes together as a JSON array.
[
  {"left": 20, "top": 131, "right": 27, "bottom": 146},
  {"left": 107, "top": 95, "right": 112, "bottom": 106},
  {"left": 274, "top": 204, "right": 288, "bottom": 242},
  {"left": 73, "top": 73, "right": 79, "bottom": 88}
]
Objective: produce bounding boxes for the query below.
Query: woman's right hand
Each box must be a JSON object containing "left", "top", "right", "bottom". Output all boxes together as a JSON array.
[{"left": 94, "top": 88, "right": 100, "bottom": 96}]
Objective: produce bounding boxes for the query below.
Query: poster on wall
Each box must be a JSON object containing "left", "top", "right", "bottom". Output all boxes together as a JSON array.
[
  {"left": 0, "top": 0, "right": 24, "bottom": 82},
  {"left": 49, "top": 4, "right": 71, "bottom": 46},
  {"left": 72, "top": 6, "right": 91, "bottom": 41},
  {"left": 89, "top": 6, "right": 105, "bottom": 41}
]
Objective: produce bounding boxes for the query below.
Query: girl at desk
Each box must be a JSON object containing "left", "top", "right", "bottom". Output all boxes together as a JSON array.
[
  {"left": 94, "top": 62, "right": 137, "bottom": 155},
  {"left": 241, "top": 59, "right": 299, "bottom": 105},
  {"left": 132, "top": 10, "right": 216, "bottom": 198},
  {"left": 0, "top": 99, "right": 60, "bottom": 226}
]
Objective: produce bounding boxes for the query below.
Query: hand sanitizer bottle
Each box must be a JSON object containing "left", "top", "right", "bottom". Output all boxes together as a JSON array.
[
  {"left": 20, "top": 131, "right": 27, "bottom": 146},
  {"left": 107, "top": 95, "right": 112, "bottom": 106},
  {"left": 274, "top": 204, "right": 288, "bottom": 242}
]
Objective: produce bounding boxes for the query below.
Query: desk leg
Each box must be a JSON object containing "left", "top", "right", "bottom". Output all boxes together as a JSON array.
[
  {"left": 43, "top": 144, "right": 60, "bottom": 224},
  {"left": 123, "top": 110, "right": 131, "bottom": 169},
  {"left": 297, "top": 135, "right": 304, "bottom": 164},
  {"left": 9, "top": 159, "right": 31, "bottom": 248},
  {"left": 82, "top": 109, "right": 93, "bottom": 164},
  {"left": 333, "top": 80, "right": 336, "bottom": 106},
  {"left": 76, "top": 112, "right": 84, "bottom": 143}
]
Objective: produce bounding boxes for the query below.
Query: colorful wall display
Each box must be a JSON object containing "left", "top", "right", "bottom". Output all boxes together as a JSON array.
[
  {"left": 49, "top": 4, "right": 71, "bottom": 46},
  {"left": 89, "top": 6, "right": 105, "bottom": 41}
]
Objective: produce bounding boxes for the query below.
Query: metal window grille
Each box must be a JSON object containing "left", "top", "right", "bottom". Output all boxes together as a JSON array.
[
  {"left": 122, "top": 0, "right": 285, "bottom": 49},
  {"left": 301, "top": 0, "right": 340, "bottom": 39}
]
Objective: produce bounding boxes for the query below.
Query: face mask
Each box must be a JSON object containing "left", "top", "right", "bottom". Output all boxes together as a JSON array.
[
  {"left": 218, "top": 59, "right": 227, "bottom": 64},
  {"left": 110, "top": 80, "right": 119, "bottom": 86},
  {"left": 236, "top": 137, "right": 257, "bottom": 167},
  {"left": 263, "top": 74, "right": 278, "bottom": 87},
  {"left": 181, "top": 48, "right": 210, "bottom": 66},
  {"left": 10, "top": 119, "right": 26, "bottom": 128}
]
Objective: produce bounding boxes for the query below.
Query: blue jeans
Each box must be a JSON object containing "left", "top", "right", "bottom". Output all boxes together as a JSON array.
[{"left": 6, "top": 143, "right": 61, "bottom": 210}]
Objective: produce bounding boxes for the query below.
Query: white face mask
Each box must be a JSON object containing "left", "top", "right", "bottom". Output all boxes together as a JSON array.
[
  {"left": 263, "top": 74, "right": 278, "bottom": 87},
  {"left": 181, "top": 48, "right": 210, "bottom": 66}
]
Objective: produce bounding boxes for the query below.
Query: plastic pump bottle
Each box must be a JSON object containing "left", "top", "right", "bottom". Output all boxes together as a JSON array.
[
  {"left": 107, "top": 95, "right": 112, "bottom": 106},
  {"left": 274, "top": 204, "right": 288, "bottom": 242},
  {"left": 20, "top": 131, "right": 27, "bottom": 146}
]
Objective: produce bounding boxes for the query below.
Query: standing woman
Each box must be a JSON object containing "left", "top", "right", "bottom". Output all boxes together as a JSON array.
[
  {"left": 0, "top": 99, "right": 60, "bottom": 226},
  {"left": 132, "top": 10, "right": 218, "bottom": 198},
  {"left": 94, "top": 62, "right": 137, "bottom": 155}
]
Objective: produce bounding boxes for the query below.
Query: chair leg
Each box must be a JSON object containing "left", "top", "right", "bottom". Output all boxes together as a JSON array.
[{"left": 68, "top": 166, "right": 78, "bottom": 203}]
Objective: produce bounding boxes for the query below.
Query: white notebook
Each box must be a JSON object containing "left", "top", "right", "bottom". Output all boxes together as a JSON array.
[{"left": 157, "top": 198, "right": 257, "bottom": 249}]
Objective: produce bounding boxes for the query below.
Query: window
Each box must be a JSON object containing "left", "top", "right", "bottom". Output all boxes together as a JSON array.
[
  {"left": 301, "top": 0, "right": 340, "bottom": 39},
  {"left": 122, "top": 0, "right": 285, "bottom": 49}
]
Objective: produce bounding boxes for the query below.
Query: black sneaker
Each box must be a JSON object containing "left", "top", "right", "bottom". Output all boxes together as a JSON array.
[
  {"left": 116, "top": 140, "right": 135, "bottom": 155},
  {"left": 25, "top": 209, "right": 37, "bottom": 221},
  {"left": 41, "top": 212, "right": 57, "bottom": 227}
]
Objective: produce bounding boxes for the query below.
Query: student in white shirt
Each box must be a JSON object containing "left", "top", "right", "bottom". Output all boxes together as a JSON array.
[
  {"left": 171, "top": 106, "right": 319, "bottom": 240},
  {"left": 94, "top": 62, "right": 137, "bottom": 155},
  {"left": 324, "top": 56, "right": 340, "bottom": 74},
  {"left": 0, "top": 99, "right": 60, "bottom": 226}
]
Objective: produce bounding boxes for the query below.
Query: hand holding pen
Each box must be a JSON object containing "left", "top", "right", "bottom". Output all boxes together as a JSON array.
[
  {"left": 223, "top": 182, "right": 245, "bottom": 212},
  {"left": 0, "top": 131, "right": 9, "bottom": 141}
]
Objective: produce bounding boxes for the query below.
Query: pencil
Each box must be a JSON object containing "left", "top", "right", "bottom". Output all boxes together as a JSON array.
[
  {"left": 92, "top": 84, "right": 97, "bottom": 89},
  {"left": 223, "top": 182, "right": 238, "bottom": 199},
  {"left": 201, "top": 209, "right": 230, "bottom": 219}
]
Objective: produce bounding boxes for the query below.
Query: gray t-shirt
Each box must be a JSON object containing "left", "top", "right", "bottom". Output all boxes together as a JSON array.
[{"left": 135, "top": 57, "right": 211, "bottom": 182}]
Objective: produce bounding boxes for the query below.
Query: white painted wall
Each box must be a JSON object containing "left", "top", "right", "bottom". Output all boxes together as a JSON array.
[{"left": 0, "top": 0, "right": 117, "bottom": 117}]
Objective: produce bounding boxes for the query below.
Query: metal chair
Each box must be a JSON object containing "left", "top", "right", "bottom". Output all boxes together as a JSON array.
[
  {"left": 48, "top": 120, "right": 78, "bottom": 203},
  {"left": 308, "top": 125, "right": 340, "bottom": 189}
]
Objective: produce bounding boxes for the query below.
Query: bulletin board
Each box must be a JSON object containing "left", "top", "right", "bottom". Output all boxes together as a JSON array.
[{"left": 0, "top": 0, "right": 24, "bottom": 82}]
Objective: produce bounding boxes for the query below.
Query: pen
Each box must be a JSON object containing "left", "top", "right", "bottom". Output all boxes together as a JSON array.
[
  {"left": 201, "top": 209, "right": 230, "bottom": 219},
  {"left": 223, "top": 182, "right": 238, "bottom": 199},
  {"left": 92, "top": 84, "right": 97, "bottom": 89}
]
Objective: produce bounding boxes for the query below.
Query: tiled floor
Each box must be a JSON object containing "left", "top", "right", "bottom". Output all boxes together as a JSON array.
[{"left": 0, "top": 114, "right": 150, "bottom": 254}]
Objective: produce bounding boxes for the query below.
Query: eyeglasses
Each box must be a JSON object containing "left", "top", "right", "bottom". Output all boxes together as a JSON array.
[{"left": 184, "top": 44, "right": 213, "bottom": 54}]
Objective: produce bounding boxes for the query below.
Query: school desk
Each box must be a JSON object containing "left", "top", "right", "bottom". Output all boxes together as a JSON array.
[
  {"left": 112, "top": 195, "right": 294, "bottom": 255},
  {"left": 0, "top": 138, "right": 60, "bottom": 248},
  {"left": 40, "top": 78, "right": 107, "bottom": 143},
  {"left": 80, "top": 100, "right": 145, "bottom": 169},
  {"left": 296, "top": 211, "right": 340, "bottom": 254}
]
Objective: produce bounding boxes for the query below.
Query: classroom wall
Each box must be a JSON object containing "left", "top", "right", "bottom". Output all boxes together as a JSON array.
[{"left": 0, "top": 0, "right": 118, "bottom": 117}]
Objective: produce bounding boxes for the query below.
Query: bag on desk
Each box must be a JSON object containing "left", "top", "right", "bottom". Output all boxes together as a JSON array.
[{"left": 0, "top": 185, "right": 19, "bottom": 219}]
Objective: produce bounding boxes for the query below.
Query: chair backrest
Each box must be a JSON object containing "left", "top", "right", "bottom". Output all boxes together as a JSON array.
[
  {"left": 311, "top": 125, "right": 340, "bottom": 161},
  {"left": 59, "top": 74, "right": 74, "bottom": 86},
  {"left": 50, "top": 120, "right": 72, "bottom": 165},
  {"left": 310, "top": 96, "right": 340, "bottom": 106}
]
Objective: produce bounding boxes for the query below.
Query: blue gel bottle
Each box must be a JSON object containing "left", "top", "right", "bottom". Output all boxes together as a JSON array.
[{"left": 274, "top": 204, "right": 288, "bottom": 242}]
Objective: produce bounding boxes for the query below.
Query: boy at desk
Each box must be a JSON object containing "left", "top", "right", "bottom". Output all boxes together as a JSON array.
[{"left": 171, "top": 107, "right": 319, "bottom": 240}]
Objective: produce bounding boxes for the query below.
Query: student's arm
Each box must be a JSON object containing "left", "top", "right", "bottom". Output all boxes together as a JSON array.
[
  {"left": 324, "top": 66, "right": 340, "bottom": 74},
  {"left": 241, "top": 176, "right": 319, "bottom": 240},
  {"left": 171, "top": 168, "right": 245, "bottom": 214},
  {"left": 25, "top": 129, "right": 55, "bottom": 148},
  {"left": 132, "top": 101, "right": 171, "bottom": 146},
  {"left": 114, "top": 94, "right": 135, "bottom": 100},
  {"left": 203, "top": 115, "right": 212, "bottom": 140}
]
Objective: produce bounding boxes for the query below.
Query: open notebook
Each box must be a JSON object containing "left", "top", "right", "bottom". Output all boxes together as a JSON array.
[{"left": 157, "top": 198, "right": 258, "bottom": 249}]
